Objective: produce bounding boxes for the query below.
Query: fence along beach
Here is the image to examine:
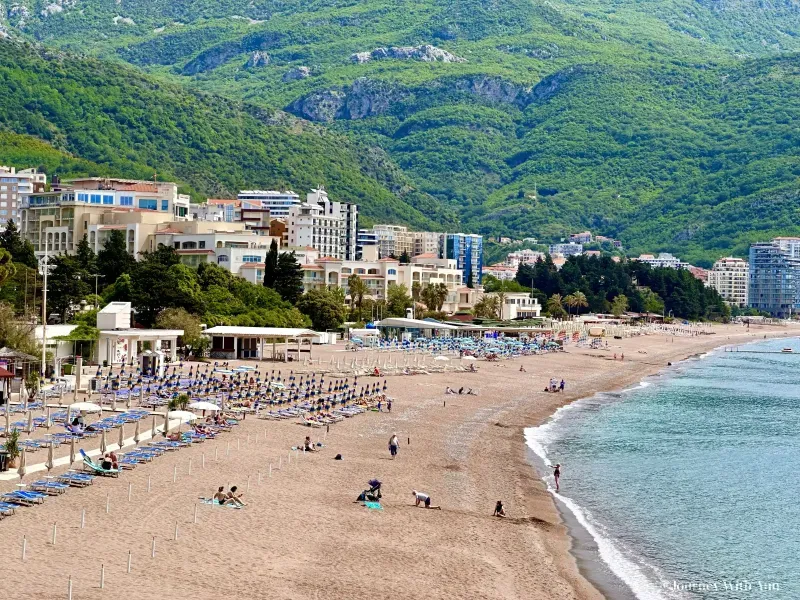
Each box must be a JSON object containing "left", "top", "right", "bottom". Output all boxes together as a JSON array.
[{"left": 0, "top": 322, "right": 795, "bottom": 600}]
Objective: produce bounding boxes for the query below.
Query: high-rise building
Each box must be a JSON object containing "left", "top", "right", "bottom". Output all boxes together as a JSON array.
[
  {"left": 236, "top": 190, "right": 300, "bottom": 218},
  {"left": 286, "top": 202, "right": 345, "bottom": 259},
  {"left": 707, "top": 257, "right": 749, "bottom": 307},
  {"left": 444, "top": 233, "right": 483, "bottom": 285},
  {"left": 369, "top": 225, "right": 413, "bottom": 258},
  {"left": 0, "top": 166, "right": 46, "bottom": 224},
  {"left": 412, "top": 231, "right": 442, "bottom": 257},
  {"left": 307, "top": 188, "right": 358, "bottom": 260},
  {"left": 748, "top": 242, "right": 800, "bottom": 317}
]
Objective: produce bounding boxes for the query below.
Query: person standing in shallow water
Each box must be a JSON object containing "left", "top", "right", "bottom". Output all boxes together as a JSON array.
[{"left": 550, "top": 463, "right": 562, "bottom": 492}]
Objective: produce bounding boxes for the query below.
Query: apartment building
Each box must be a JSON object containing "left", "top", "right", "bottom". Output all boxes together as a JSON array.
[
  {"left": 412, "top": 231, "right": 442, "bottom": 257},
  {"left": 482, "top": 265, "right": 518, "bottom": 281},
  {"left": 569, "top": 231, "right": 593, "bottom": 244},
  {"left": 483, "top": 291, "right": 542, "bottom": 319},
  {"left": 0, "top": 166, "right": 46, "bottom": 224},
  {"left": 707, "top": 257, "right": 749, "bottom": 307},
  {"left": 635, "top": 252, "right": 686, "bottom": 269},
  {"left": 286, "top": 203, "right": 345, "bottom": 258},
  {"left": 236, "top": 190, "right": 300, "bottom": 218},
  {"left": 444, "top": 233, "right": 483, "bottom": 285},
  {"left": 548, "top": 242, "right": 583, "bottom": 257},
  {"left": 505, "top": 249, "right": 544, "bottom": 267},
  {"left": 21, "top": 178, "right": 189, "bottom": 257},
  {"left": 307, "top": 188, "right": 358, "bottom": 260},
  {"left": 748, "top": 242, "right": 800, "bottom": 317}
]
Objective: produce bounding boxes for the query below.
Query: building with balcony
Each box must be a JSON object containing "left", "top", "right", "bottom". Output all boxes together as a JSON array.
[
  {"left": 287, "top": 203, "right": 345, "bottom": 259},
  {"left": 634, "top": 252, "right": 686, "bottom": 269},
  {"left": 444, "top": 233, "right": 483, "bottom": 285},
  {"left": 0, "top": 166, "right": 46, "bottom": 225},
  {"left": 548, "top": 243, "right": 583, "bottom": 257},
  {"left": 483, "top": 291, "right": 542, "bottom": 319},
  {"left": 748, "top": 242, "right": 800, "bottom": 317},
  {"left": 708, "top": 257, "right": 749, "bottom": 307},
  {"left": 236, "top": 190, "right": 300, "bottom": 218},
  {"left": 307, "top": 188, "right": 358, "bottom": 260}
]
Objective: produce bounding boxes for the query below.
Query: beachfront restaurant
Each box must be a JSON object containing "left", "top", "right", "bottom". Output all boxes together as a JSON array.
[
  {"left": 374, "top": 317, "right": 460, "bottom": 340},
  {"left": 203, "top": 326, "right": 319, "bottom": 362}
]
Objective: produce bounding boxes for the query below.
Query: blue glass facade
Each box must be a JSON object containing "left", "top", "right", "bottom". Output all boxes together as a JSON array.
[
  {"left": 445, "top": 233, "right": 483, "bottom": 285},
  {"left": 748, "top": 243, "right": 800, "bottom": 317}
]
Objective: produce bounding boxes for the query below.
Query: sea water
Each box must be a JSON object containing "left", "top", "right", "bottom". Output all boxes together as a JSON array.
[{"left": 525, "top": 338, "right": 800, "bottom": 600}]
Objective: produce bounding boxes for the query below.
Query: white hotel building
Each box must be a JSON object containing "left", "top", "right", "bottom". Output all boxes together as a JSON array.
[{"left": 707, "top": 257, "right": 749, "bottom": 307}]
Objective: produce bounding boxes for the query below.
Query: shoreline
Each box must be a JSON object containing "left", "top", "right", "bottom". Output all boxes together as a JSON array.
[
  {"left": 1, "top": 324, "right": 797, "bottom": 599},
  {"left": 514, "top": 326, "right": 799, "bottom": 600}
]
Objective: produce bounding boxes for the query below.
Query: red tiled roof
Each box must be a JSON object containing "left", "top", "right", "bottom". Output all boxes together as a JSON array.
[
  {"left": 240, "top": 263, "right": 265, "bottom": 269},
  {"left": 414, "top": 252, "right": 437, "bottom": 258},
  {"left": 176, "top": 249, "right": 215, "bottom": 255}
]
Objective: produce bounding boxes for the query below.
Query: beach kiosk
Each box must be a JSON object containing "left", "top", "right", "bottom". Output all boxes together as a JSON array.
[
  {"left": 203, "top": 326, "right": 319, "bottom": 362},
  {"left": 374, "top": 317, "right": 460, "bottom": 341},
  {"left": 96, "top": 302, "right": 182, "bottom": 366}
]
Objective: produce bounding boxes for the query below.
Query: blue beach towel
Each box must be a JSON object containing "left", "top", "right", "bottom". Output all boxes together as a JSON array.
[{"left": 364, "top": 501, "right": 383, "bottom": 511}]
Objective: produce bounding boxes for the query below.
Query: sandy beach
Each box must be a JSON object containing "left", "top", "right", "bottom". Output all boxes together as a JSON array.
[{"left": 1, "top": 323, "right": 795, "bottom": 600}]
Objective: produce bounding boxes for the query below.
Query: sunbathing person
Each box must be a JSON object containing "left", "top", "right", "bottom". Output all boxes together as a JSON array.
[
  {"left": 226, "top": 485, "right": 246, "bottom": 506},
  {"left": 304, "top": 436, "right": 316, "bottom": 452},
  {"left": 212, "top": 487, "right": 228, "bottom": 505}
]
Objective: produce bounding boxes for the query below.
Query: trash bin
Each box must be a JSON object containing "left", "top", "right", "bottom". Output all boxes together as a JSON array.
[{"left": 0, "top": 451, "right": 9, "bottom": 472}]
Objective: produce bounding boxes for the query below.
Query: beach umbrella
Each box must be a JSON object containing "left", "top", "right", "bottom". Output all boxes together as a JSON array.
[
  {"left": 4, "top": 406, "right": 9, "bottom": 436},
  {"left": 118, "top": 423, "right": 125, "bottom": 449},
  {"left": 188, "top": 401, "right": 220, "bottom": 412},
  {"left": 68, "top": 402, "right": 102, "bottom": 413},
  {"left": 151, "top": 415, "right": 157, "bottom": 438},
  {"left": 69, "top": 435, "right": 76, "bottom": 467},
  {"left": 134, "top": 419, "right": 141, "bottom": 445},
  {"left": 45, "top": 441, "right": 54, "bottom": 472},
  {"left": 163, "top": 410, "right": 170, "bottom": 435},
  {"left": 17, "top": 447, "right": 26, "bottom": 479},
  {"left": 100, "top": 429, "right": 107, "bottom": 454},
  {"left": 25, "top": 410, "right": 34, "bottom": 434},
  {"left": 45, "top": 406, "right": 52, "bottom": 429}
]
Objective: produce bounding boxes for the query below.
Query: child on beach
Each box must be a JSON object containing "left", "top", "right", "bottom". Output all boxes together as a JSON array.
[{"left": 493, "top": 501, "right": 506, "bottom": 518}]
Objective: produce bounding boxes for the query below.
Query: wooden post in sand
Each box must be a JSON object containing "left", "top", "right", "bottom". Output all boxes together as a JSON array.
[
  {"left": 127, "top": 551, "right": 132, "bottom": 574},
  {"left": 194, "top": 505, "right": 198, "bottom": 524},
  {"left": 128, "top": 483, "right": 133, "bottom": 501},
  {"left": 21, "top": 535, "right": 26, "bottom": 561},
  {"left": 52, "top": 522, "right": 57, "bottom": 546},
  {"left": 106, "top": 493, "right": 110, "bottom": 514},
  {"left": 173, "top": 521, "right": 179, "bottom": 541},
  {"left": 80, "top": 509, "right": 86, "bottom": 529},
  {"left": 173, "top": 465, "right": 177, "bottom": 483},
  {"left": 202, "top": 453, "right": 205, "bottom": 469},
  {"left": 100, "top": 564, "right": 105, "bottom": 589},
  {"left": 68, "top": 575, "right": 73, "bottom": 600},
  {"left": 151, "top": 537, "right": 156, "bottom": 558}
]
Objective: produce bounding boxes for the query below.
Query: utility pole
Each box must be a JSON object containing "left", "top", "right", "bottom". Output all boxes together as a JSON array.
[{"left": 40, "top": 246, "right": 49, "bottom": 377}]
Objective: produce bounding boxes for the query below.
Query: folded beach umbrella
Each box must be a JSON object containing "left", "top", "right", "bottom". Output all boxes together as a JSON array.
[
  {"left": 163, "top": 410, "right": 170, "bottom": 434},
  {"left": 4, "top": 405, "right": 9, "bottom": 436},
  {"left": 100, "top": 429, "right": 107, "bottom": 454},
  {"left": 45, "top": 441, "right": 54, "bottom": 472},
  {"left": 17, "top": 447, "right": 27, "bottom": 479},
  {"left": 45, "top": 406, "right": 52, "bottom": 429},
  {"left": 69, "top": 435, "right": 76, "bottom": 467},
  {"left": 118, "top": 423, "right": 125, "bottom": 449},
  {"left": 26, "top": 410, "right": 34, "bottom": 434},
  {"left": 134, "top": 419, "right": 141, "bottom": 445}
]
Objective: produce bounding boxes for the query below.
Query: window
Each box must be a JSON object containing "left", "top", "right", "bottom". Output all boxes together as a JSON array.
[
  {"left": 90, "top": 194, "right": 101, "bottom": 204},
  {"left": 139, "top": 199, "right": 157, "bottom": 210},
  {"left": 78, "top": 193, "right": 89, "bottom": 202},
  {"left": 388, "top": 269, "right": 397, "bottom": 275},
  {"left": 103, "top": 195, "right": 114, "bottom": 205},
  {"left": 242, "top": 255, "right": 261, "bottom": 263},
  {"left": 173, "top": 242, "right": 180, "bottom": 249},
  {"left": 182, "top": 241, "right": 197, "bottom": 249},
  {"left": 161, "top": 200, "right": 169, "bottom": 212},
  {"left": 120, "top": 196, "right": 133, "bottom": 206},
  {"left": 198, "top": 241, "right": 206, "bottom": 249},
  {"left": 217, "top": 255, "right": 229, "bottom": 263}
]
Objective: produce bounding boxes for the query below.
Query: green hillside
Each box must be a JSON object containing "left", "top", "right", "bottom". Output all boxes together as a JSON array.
[
  {"left": 3, "top": 1, "right": 800, "bottom": 264},
  {"left": 0, "top": 39, "right": 456, "bottom": 230}
]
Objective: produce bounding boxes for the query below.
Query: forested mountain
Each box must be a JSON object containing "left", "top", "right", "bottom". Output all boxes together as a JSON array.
[{"left": 2, "top": 0, "right": 800, "bottom": 264}]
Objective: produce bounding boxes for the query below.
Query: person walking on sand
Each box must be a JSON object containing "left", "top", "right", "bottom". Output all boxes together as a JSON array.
[
  {"left": 559, "top": 379, "right": 565, "bottom": 392},
  {"left": 549, "top": 463, "right": 561, "bottom": 492},
  {"left": 389, "top": 433, "right": 399, "bottom": 459},
  {"left": 387, "top": 398, "right": 392, "bottom": 412},
  {"left": 412, "top": 490, "right": 441, "bottom": 509}
]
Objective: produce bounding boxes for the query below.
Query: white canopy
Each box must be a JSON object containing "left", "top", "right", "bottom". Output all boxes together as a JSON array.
[
  {"left": 203, "top": 326, "right": 318, "bottom": 339},
  {"left": 375, "top": 318, "right": 460, "bottom": 330}
]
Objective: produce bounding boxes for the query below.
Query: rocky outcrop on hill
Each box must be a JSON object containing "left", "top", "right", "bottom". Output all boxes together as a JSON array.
[
  {"left": 282, "top": 66, "right": 311, "bottom": 81},
  {"left": 245, "top": 50, "right": 269, "bottom": 68},
  {"left": 182, "top": 31, "right": 284, "bottom": 75},
  {"left": 351, "top": 44, "right": 465, "bottom": 64},
  {"left": 289, "top": 77, "right": 406, "bottom": 122}
]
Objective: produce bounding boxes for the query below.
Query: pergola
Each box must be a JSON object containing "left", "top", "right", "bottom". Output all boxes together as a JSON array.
[
  {"left": 97, "top": 329, "right": 183, "bottom": 366},
  {"left": 203, "top": 326, "right": 319, "bottom": 363}
]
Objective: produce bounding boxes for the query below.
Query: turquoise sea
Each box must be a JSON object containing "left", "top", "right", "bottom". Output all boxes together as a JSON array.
[{"left": 525, "top": 338, "right": 800, "bottom": 600}]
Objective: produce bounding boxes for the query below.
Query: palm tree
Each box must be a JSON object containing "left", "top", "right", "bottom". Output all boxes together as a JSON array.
[
  {"left": 474, "top": 295, "right": 500, "bottom": 319},
  {"left": 347, "top": 273, "right": 369, "bottom": 320},
  {"left": 546, "top": 294, "right": 567, "bottom": 319},
  {"left": 564, "top": 293, "right": 577, "bottom": 316},
  {"left": 573, "top": 291, "right": 588, "bottom": 314}
]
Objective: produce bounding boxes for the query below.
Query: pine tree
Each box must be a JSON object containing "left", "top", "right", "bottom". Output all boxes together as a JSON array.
[
  {"left": 466, "top": 269, "right": 474, "bottom": 288},
  {"left": 0, "top": 220, "right": 36, "bottom": 268},
  {"left": 263, "top": 239, "right": 279, "bottom": 289},
  {"left": 97, "top": 230, "right": 135, "bottom": 284},
  {"left": 75, "top": 234, "right": 97, "bottom": 273},
  {"left": 274, "top": 251, "right": 303, "bottom": 304}
]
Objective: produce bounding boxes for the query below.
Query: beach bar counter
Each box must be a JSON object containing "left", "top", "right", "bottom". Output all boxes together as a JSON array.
[{"left": 204, "top": 326, "right": 319, "bottom": 362}]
